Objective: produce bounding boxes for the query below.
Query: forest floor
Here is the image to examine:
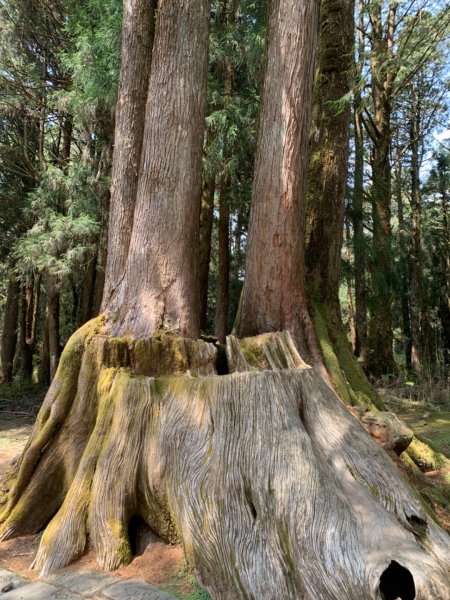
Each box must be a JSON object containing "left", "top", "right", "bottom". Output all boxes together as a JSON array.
[{"left": 0, "top": 379, "right": 449, "bottom": 598}]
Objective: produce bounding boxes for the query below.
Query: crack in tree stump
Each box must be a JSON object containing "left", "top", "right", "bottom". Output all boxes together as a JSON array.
[{"left": 0, "top": 321, "right": 449, "bottom": 598}]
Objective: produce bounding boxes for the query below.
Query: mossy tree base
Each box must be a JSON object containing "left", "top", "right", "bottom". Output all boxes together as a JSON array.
[{"left": 1, "top": 320, "right": 450, "bottom": 598}]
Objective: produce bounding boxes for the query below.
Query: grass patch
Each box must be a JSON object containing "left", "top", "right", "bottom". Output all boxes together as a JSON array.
[{"left": 162, "top": 562, "right": 212, "bottom": 600}]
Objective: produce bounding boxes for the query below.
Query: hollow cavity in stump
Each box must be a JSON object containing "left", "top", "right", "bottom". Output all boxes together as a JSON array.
[{"left": 1, "top": 320, "right": 449, "bottom": 600}]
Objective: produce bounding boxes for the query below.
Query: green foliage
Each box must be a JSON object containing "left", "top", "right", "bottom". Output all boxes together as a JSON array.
[
  {"left": 12, "top": 163, "right": 102, "bottom": 279},
  {"left": 162, "top": 562, "right": 212, "bottom": 600},
  {"left": 55, "top": 0, "right": 122, "bottom": 118}
]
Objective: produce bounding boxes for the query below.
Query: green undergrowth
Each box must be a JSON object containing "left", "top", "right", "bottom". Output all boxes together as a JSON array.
[{"left": 162, "top": 562, "right": 212, "bottom": 600}]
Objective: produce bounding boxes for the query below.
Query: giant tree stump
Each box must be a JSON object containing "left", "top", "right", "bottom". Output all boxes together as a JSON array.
[{"left": 1, "top": 319, "right": 449, "bottom": 599}]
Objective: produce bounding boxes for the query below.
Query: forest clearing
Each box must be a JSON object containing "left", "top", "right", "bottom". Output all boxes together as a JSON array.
[{"left": 0, "top": 0, "right": 449, "bottom": 598}]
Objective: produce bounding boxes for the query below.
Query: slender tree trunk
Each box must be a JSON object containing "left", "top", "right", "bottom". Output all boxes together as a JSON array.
[
  {"left": 0, "top": 278, "right": 20, "bottom": 383},
  {"left": 235, "top": 0, "right": 321, "bottom": 368},
  {"left": 19, "top": 280, "right": 36, "bottom": 378},
  {"left": 39, "top": 322, "right": 50, "bottom": 387},
  {"left": 352, "top": 2, "right": 367, "bottom": 359},
  {"left": 409, "top": 104, "right": 423, "bottom": 373},
  {"left": 365, "top": 1, "right": 396, "bottom": 377},
  {"left": 395, "top": 159, "right": 412, "bottom": 370},
  {"left": 352, "top": 103, "right": 367, "bottom": 358},
  {"left": 102, "top": 0, "right": 157, "bottom": 307},
  {"left": 199, "top": 175, "right": 215, "bottom": 332},
  {"left": 79, "top": 257, "right": 97, "bottom": 326},
  {"left": 214, "top": 176, "right": 230, "bottom": 342},
  {"left": 46, "top": 276, "right": 60, "bottom": 382},
  {"left": 439, "top": 169, "right": 450, "bottom": 356}
]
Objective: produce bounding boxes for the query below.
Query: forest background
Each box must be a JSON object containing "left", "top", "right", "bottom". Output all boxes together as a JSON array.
[{"left": 0, "top": 0, "right": 449, "bottom": 392}]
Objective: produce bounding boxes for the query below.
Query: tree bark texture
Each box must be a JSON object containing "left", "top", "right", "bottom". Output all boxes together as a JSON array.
[
  {"left": 352, "top": 0, "right": 368, "bottom": 359},
  {"left": 106, "top": 0, "right": 210, "bottom": 339},
  {"left": 79, "top": 256, "right": 97, "bottom": 326},
  {"left": 305, "top": 0, "right": 354, "bottom": 304},
  {"left": 353, "top": 123, "right": 367, "bottom": 356},
  {"left": 303, "top": 0, "right": 375, "bottom": 406},
  {"left": 19, "top": 277, "right": 39, "bottom": 378},
  {"left": 365, "top": 0, "right": 396, "bottom": 377},
  {"left": 101, "top": 0, "right": 157, "bottom": 307},
  {"left": 0, "top": 278, "right": 20, "bottom": 383},
  {"left": 199, "top": 175, "right": 215, "bottom": 332},
  {"left": 46, "top": 276, "right": 60, "bottom": 382},
  {"left": 214, "top": 176, "right": 230, "bottom": 343},
  {"left": 395, "top": 160, "right": 412, "bottom": 371},
  {"left": 235, "top": 0, "right": 321, "bottom": 366},
  {"left": 408, "top": 94, "right": 430, "bottom": 372},
  {"left": 1, "top": 325, "right": 450, "bottom": 599}
]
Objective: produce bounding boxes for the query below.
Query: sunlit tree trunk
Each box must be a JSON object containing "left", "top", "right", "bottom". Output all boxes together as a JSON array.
[
  {"left": 101, "top": 0, "right": 157, "bottom": 307},
  {"left": 235, "top": 0, "right": 322, "bottom": 369}
]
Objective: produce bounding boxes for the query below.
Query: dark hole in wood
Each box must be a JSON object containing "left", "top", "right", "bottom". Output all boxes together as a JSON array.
[
  {"left": 379, "top": 561, "right": 415, "bottom": 600},
  {"left": 406, "top": 513, "right": 427, "bottom": 537},
  {"left": 244, "top": 487, "right": 258, "bottom": 521},
  {"left": 216, "top": 344, "right": 229, "bottom": 375},
  {"left": 128, "top": 515, "right": 159, "bottom": 556}
]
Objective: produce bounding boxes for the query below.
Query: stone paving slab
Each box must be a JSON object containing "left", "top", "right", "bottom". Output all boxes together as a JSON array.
[
  {"left": 0, "top": 567, "right": 28, "bottom": 594},
  {"left": 0, "top": 569, "right": 177, "bottom": 600},
  {"left": 0, "top": 581, "right": 59, "bottom": 599},
  {"left": 99, "top": 579, "right": 176, "bottom": 600},
  {"left": 43, "top": 569, "right": 118, "bottom": 596}
]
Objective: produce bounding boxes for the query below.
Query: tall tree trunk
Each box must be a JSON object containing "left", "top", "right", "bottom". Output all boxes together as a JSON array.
[
  {"left": 235, "top": 0, "right": 322, "bottom": 369},
  {"left": 352, "top": 3, "right": 367, "bottom": 358},
  {"left": 214, "top": 176, "right": 230, "bottom": 342},
  {"left": 364, "top": 0, "right": 396, "bottom": 377},
  {"left": 46, "top": 276, "right": 60, "bottom": 382},
  {"left": 214, "top": 4, "right": 233, "bottom": 344},
  {"left": 19, "top": 279, "right": 36, "bottom": 378},
  {"left": 107, "top": 0, "right": 210, "bottom": 337},
  {"left": 199, "top": 175, "right": 215, "bottom": 332},
  {"left": 102, "top": 0, "right": 157, "bottom": 306},
  {"left": 79, "top": 257, "right": 97, "bottom": 326},
  {"left": 408, "top": 106, "right": 423, "bottom": 373},
  {"left": 395, "top": 159, "right": 412, "bottom": 370},
  {"left": 438, "top": 162, "right": 450, "bottom": 356},
  {"left": 39, "top": 276, "right": 61, "bottom": 384},
  {"left": 304, "top": 0, "right": 374, "bottom": 405},
  {"left": 352, "top": 101, "right": 367, "bottom": 358},
  {"left": 0, "top": 278, "right": 20, "bottom": 383}
]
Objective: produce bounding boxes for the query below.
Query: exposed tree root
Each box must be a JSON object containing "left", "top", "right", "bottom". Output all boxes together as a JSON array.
[{"left": 1, "top": 321, "right": 449, "bottom": 598}]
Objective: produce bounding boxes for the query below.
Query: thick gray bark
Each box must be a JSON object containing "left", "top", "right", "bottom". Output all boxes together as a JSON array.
[{"left": 2, "top": 329, "right": 449, "bottom": 599}]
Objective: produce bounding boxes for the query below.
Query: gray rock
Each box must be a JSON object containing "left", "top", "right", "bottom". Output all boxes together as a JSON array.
[
  {"left": 0, "top": 581, "right": 58, "bottom": 599},
  {"left": 100, "top": 579, "right": 176, "bottom": 600},
  {"left": 43, "top": 570, "right": 118, "bottom": 596},
  {"left": 0, "top": 568, "right": 28, "bottom": 594}
]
